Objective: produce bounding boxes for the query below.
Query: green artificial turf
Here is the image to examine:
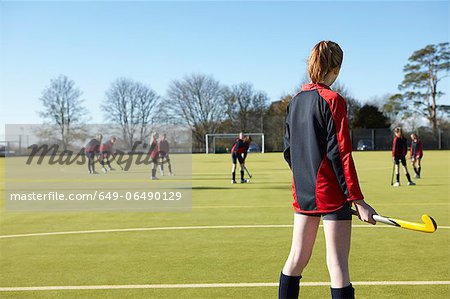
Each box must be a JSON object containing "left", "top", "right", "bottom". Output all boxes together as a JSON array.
[{"left": 0, "top": 151, "right": 449, "bottom": 298}]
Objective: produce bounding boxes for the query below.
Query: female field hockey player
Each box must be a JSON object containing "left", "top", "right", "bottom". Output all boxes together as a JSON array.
[
  {"left": 158, "top": 133, "right": 174, "bottom": 176},
  {"left": 392, "top": 127, "right": 415, "bottom": 187},
  {"left": 85, "top": 134, "right": 102, "bottom": 174},
  {"left": 149, "top": 132, "right": 159, "bottom": 180},
  {"left": 280, "top": 41, "right": 377, "bottom": 299},
  {"left": 99, "top": 136, "right": 117, "bottom": 173},
  {"left": 410, "top": 133, "right": 423, "bottom": 179},
  {"left": 231, "top": 133, "right": 251, "bottom": 184}
]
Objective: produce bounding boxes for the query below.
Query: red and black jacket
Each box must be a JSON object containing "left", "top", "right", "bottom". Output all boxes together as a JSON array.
[
  {"left": 232, "top": 138, "right": 249, "bottom": 159},
  {"left": 149, "top": 139, "right": 158, "bottom": 159},
  {"left": 410, "top": 139, "right": 423, "bottom": 158},
  {"left": 99, "top": 140, "right": 114, "bottom": 153},
  {"left": 392, "top": 136, "right": 407, "bottom": 158},
  {"left": 158, "top": 140, "right": 170, "bottom": 155},
  {"left": 85, "top": 139, "right": 100, "bottom": 154},
  {"left": 284, "top": 83, "right": 364, "bottom": 214}
]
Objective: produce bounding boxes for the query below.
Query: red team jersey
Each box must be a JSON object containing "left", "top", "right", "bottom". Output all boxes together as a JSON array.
[
  {"left": 392, "top": 136, "right": 407, "bottom": 158},
  {"left": 149, "top": 139, "right": 158, "bottom": 159},
  {"left": 231, "top": 138, "right": 248, "bottom": 154},
  {"left": 85, "top": 139, "right": 100, "bottom": 153},
  {"left": 99, "top": 140, "right": 114, "bottom": 153},
  {"left": 284, "top": 83, "right": 363, "bottom": 214},
  {"left": 410, "top": 139, "right": 423, "bottom": 158}
]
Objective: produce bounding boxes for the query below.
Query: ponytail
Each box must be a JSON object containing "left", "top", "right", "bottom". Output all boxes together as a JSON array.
[{"left": 307, "top": 41, "right": 343, "bottom": 84}]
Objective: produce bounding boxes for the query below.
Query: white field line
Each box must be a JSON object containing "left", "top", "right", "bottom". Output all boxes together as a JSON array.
[
  {"left": 192, "top": 203, "right": 450, "bottom": 208},
  {"left": 1, "top": 281, "right": 450, "bottom": 292},
  {"left": 192, "top": 203, "right": 446, "bottom": 213},
  {"left": 0, "top": 224, "right": 448, "bottom": 239}
]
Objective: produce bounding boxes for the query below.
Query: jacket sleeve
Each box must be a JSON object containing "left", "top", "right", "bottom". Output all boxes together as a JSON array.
[
  {"left": 392, "top": 137, "right": 397, "bottom": 157},
  {"left": 283, "top": 103, "right": 291, "bottom": 168},
  {"left": 325, "top": 95, "right": 364, "bottom": 202}
]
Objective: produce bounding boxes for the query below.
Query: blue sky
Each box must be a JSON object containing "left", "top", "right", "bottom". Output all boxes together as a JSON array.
[{"left": 0, "top": 1, "right": 449, "bottom": 138}]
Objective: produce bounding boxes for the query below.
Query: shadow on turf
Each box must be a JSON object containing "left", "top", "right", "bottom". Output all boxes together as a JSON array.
[{"left": 192, "top": 186, "right": 234, "bottom": 190}]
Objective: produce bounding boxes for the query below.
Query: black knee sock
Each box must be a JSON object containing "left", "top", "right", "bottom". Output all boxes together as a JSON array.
[
  {"left": 278, "top": 272, "right": 301, "bottom": 299},
  {"left": 107, "top": 160, "right": 112, "bottom": 169},
  {"left": 152, "top": 169, "right": 156, "bottom": 177},
  {"left": 418, "top": 167, "right": 421, "bottom": 175},
  {"left": 406, "top": 173, "right": 412, "bottom": 182},
  {"left": 396, "top": 173, "right": 400, "bottom": 182},
  {"left": 240, "top": 170, "right": 244, "bottom": 181},
  {"left": 232, "top": 171, "right": 235, "bottom": 181},
  {"left": 331, "top": 284, "right": 354, "bottom": 299},
  {"left": 168, "top": 164, "right": 172, "bottom": 173}
]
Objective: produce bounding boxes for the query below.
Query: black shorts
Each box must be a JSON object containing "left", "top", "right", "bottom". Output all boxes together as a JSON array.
[
  {"left": 101, "top": 151, "right": 110, "bottom": 159},
  {"left": 86, "top": 152, "right": 96, "bottom": 161},
  {"left": 296, "top": 202, "right": 353, "bottom": 220},
  {"left": 231, "top": 152, "right": 244, "bottom": 164},
  {"left": 394, "top": 156, "right": 406, "bottom": 166}
]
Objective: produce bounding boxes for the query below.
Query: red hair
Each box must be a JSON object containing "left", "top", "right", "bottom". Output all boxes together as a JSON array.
[{"left": 307, "top": 41, "right": 343, "bottom": 83}]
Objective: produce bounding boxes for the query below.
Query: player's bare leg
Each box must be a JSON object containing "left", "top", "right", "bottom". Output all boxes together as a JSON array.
[
  {"left": 282, "top": 214, "right": 320, "bottom": 275},
  {"left": 151, "top": 162, "right": 158, "bottom": 180},
  {"left": 279, "top": 214, "right": 320, "bottom": 298},
  {"left": 239, "top": 163, "right": 248, "bottom": 183},
  {"left": 323, "top": 219, "right": 354, "bottom": 298},
  {"left": 413, "top": 159, "right": 421, "bottom": 178},
  {"left": 231, "top": 163, "right": 237, "bottom": 184},
  {"left": 401, "top": 164, "right": 415, "bottom": 186},
  {"left": 159, "top": 163, "right": 164, "bottom": 176},
  {"left": 393, "top": 163, "right": 400, "bottom": 186}
]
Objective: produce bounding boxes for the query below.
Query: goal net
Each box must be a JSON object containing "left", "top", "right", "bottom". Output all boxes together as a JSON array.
[{"left": 205, "top": 133, "right": 265, "bottom": 154}]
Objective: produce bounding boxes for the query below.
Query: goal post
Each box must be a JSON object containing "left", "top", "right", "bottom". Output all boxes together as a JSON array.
[{"left": 205, "top": 133, "right": 265, "bottom": 154}]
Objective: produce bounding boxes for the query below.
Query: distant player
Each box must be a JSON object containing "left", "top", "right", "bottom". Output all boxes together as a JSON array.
[
  {"left": 99, "top": 136, "right": 117, "bottom": 173},
  {"left": 158, "top": 133, "right": 173, "bottom": 176},
  {"left": 231, "top": 133, "right": 251, "bottom": 184},
  {"left": 85, "top": 134, "right": 102, "bottom": 174},
  {"left": 149, "top": 133, "right": 159, "bottom": 180},
  {"left": 410, "top": 133, "right": 423, "bottom": 179},
  {"left": 392, "top": 127, "right": 415, "bottom": 186}
]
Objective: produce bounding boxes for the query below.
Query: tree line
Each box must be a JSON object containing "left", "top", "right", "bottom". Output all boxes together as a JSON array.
[{"left": 38, "top": 42, "right": 449, "bottom": 151}]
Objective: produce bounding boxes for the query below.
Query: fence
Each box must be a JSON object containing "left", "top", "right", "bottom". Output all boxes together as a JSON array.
[
  {"left": 190, "top": 128, "right": 449, "bottom": 153},
  {"left": 351, "top": 128, "right": 449, "bottom": 151},
  {"left": 2, "top": 128, "right": 449, "bottom": 156}
]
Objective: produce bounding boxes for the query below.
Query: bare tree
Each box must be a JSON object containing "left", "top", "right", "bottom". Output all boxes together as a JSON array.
[
  {"left": 102, "top": 78, "right": 159, "bottom": 148},
  {"left": 224, "top": 82, "right": 268, "bottom": 132},
  {"left": 135, "top": 82, "right": 160, "bottom": 143},
  {"left": 166, "top": 74, "right": 226, "bottom": 146},
  {"left": 38, "top": 75, "right": 88, "bottom": 150},
  {"left": 333, "top": 81, "right": 361, "bottom": 128}
]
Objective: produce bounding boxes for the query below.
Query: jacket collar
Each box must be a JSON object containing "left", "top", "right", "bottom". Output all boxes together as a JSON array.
[{"left": 301, "top": 83, "right": 331, "bottom": 91}]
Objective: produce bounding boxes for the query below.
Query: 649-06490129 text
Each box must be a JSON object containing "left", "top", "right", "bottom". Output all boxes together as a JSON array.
[{"left": 9, "top": 191, "right": 183, "bottom": 202}]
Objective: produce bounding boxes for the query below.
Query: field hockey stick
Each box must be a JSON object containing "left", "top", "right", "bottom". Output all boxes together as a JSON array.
[
  {"left": 115, "top": 159, "right": 124, "bottom": 171},
  {"left": 111, "top": 153, "right": 124, "bottom": 170},
  {"left": 352, "top": 210, "right": 437, "bottom": 233},
  {"left": 390, "top": 162, "right": 395, "bottom": 185},
  {"left": 244, "top": 166, "right": 252, "bottom": 178}
]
